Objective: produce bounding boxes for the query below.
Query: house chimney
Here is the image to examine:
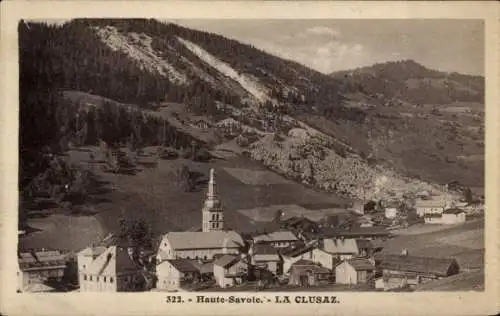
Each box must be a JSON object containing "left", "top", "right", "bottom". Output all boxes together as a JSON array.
[{"left": 401, "top": 248, "right": 408, "bottom": 256}]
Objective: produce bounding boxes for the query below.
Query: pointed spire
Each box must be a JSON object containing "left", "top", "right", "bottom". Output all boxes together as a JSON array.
[
  {"left": 204, "top": 168, "right": 220, "bottom": 208},
  {"left": 207, "top": 168, "right": 216, "bottom": 199}
]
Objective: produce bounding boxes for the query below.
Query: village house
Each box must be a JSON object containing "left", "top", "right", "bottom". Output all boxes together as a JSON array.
[
  {"left": 252, "top": 230, "right": 299, "bottom": 249},
  {"left": 321, "top": 238, "right": 359, "bottom": 261},
  {"left": 335, "top": 258, "right": 375, "bottom": 285},
  {"left": 424, "top": 208, "right": 466, "bottom": 225},
  {"left": 213, "top": 254, "right": 248, "bottom": 288},
  {"left": 156, "top": 258, "right": 201, "bottom": 291},
  {"left": 17, "top": 250, "right": 66, "bottom": 293},
  {"left": 384, "top": 200, "right": 400, "bottom": 219},
  {"left": 250, "top": 243, "right": 282, "bottom": 275},
  {"left": 415, "top": 198, "right": 447, "bottom": 217},
  {"left": 310, "top": 248, "right": 337, "bottom": 271},
  {"left": 374, "top": 251, "right": 460, "bottom": 291},
  {"left": 157, "top": 169, "right": 245, "bottom": 262},
  {"left": 77, "top": 245, "right": 144, "bottom": 292},
  {"left": 281, "top": 243, "right": 316, "bottom": 274},
  {"left": 288, "top": 259, "right": 332, "bottom": 287}
]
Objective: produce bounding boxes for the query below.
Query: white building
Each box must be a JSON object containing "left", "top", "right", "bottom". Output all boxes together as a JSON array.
[
  {"left": 156, "top": 259, "right": 200, "bottom": 291},
  {"left": 77, "top": 245, "right": 143, "bottom": 292},
  {"left": 322, "top": 238, "right": 359, "bottom": 261},
  {"left": 213, "top": 254, "right": 247, "bottom": 288},
  {"left": 202, "top": 168, "right": 224, "bottom": 232},
  {"left": 424, "top": 208, "right": 466, "bottom": 225},
  {"left": 415, "top": 199, "right": 447, "bottom": 217},
  {"left": 17, "top": 250, "right": 66, "bottom": 292},
  {"left": 156, "top": 231, "right": 244, "bottom": 261},
  {"left": 335, "top": 258, "right": 375, "bottom": 284}
]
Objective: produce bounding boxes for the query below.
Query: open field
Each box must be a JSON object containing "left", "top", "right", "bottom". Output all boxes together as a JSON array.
[
  {"left": 380, "top": 219, "right": 484, "bottom": 270},
  {"left": 237, "top": 204, "right": 347, "bottom": 223},
  {"left": 224, "top": 167, "right": 293, "bottom": 185},
  {"left": 414, "top": 270, "right": 484, "bottom": 291},
  {"left": 19, "top": 147, "right": 346, "bottom": 252}
]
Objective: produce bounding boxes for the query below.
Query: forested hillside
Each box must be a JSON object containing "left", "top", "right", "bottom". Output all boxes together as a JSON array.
[
  {"left": 19, "top": 19, "right": 484, "bottom": 206},
  {"left": 331, "top": 59, "right": 484, "bottom": 105}
]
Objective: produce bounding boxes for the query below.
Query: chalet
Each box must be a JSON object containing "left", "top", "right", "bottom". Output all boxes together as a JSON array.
[
  {"left": 156, "top": 259, "right": 201, "bottom": 291},
  {"left": 375, "top": 252, "right": 460, "bottom": 291},
  {"left": 17, "top": 250, "right": 66, "bottom": 293},
  {"left": 157, "top": 231, "right": 244, "bottom": 262},
  {"left": 252, "top": 230, "right": 299, "bottom": 249},
  {"left": 281, "top": 243, "right": 315, "bottom": 273},
  {"left": 335, "top": 258, "right": 375, "bottom": 285},
  {"left": 310, "top": 248, "right": 338, "bottom": 271},
  {"left": 424, "top": 208, "right": 466, "bottom": 225},
  {"left": 384, "top": 200, "right": 399, "bottom": 219},
  {"left": 415, "top": 198, "right": 446, "bottom": 217},
  {"left": 213, "top": 254, "right": 248, "bottom": 288},
  {"left": 288, "top": 260, "right": 332, "bottom": 287},
  {"left": 441, "top": 208, "right": 466, "bottom": 224},
  {"left": 321, "top": 238, "right": 359, "bottom": 260},
  {"left": 250, "top": 243, "right": 282, "bottom": 275},
  {"left": 77, "top": 245, "right": 144, "bottom": 292}
]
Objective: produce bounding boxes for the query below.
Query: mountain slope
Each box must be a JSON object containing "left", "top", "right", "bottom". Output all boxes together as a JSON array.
[
  {"left": 19, "top": 19, "right": 484, "bottom": 203},
  {"left": 330, "top": 59, "right": 484, "bottom": 105}
]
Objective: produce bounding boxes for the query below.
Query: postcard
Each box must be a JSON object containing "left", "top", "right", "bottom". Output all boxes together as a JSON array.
[{"left": 0, "top": 1, "right": 498, "bottom": 315}]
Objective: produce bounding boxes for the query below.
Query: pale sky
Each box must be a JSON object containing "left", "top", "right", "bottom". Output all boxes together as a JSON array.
[
  {"left": 33, "top": 19, "right": 484, "bottom": 76},
  {"left": 172, "top": 19, "right": 484, "bottom": 76}
]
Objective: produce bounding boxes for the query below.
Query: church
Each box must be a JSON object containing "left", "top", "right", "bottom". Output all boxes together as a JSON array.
[{"left": 156, "top": 168, "right": 244, "bottom": 262}]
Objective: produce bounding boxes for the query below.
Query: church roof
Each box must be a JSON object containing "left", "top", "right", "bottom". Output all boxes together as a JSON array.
[{"left": 162, "top": 231, "right": 244, "bottom": 250}]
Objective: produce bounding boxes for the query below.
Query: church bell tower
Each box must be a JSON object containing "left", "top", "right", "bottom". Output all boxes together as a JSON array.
[{"left": 202, "top": 168, "right": 224, "bottom": 232}]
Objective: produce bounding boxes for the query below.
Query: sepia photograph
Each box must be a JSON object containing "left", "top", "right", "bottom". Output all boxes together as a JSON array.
[
  {"left": 16, "top": 17, "right": 486, "bottom": 293},
  {"left": 1, "top": 1, "right": 499, "bottom": 316}
]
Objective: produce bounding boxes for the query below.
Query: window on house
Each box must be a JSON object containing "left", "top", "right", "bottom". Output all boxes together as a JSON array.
[
  {"left": 110, "top": 277, "right": 114, "bottom": 283},
  {"left": 97, "top": 276, "right": 99, "bottom": 282},
  {"left": 204, "top": 256, "right": 207, "bottom": 260},
  {"left": 84, "top": 275, "right": 87, "bottom": 281},
  {"left": 83, "top": 264, "right": 86, "bottom": 269},
  {"left": 212, "top": 214, "right": 216, "bottom": 221},
  {"left": 195, "top": 256, "right": 199, "bottom": 260},
  {"left": 90, "top": 276, "right": 93, "bottom": 281},
  {"left": 104, "top": 276, "right": 107, "bottom": 282},
  {"left": 187, "top": 256, "right": 190, "bottom": 259}
]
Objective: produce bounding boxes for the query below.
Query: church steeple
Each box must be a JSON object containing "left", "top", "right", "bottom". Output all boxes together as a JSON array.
[{"left": 202, "top": 168, "right": 224, "bottom": 232}]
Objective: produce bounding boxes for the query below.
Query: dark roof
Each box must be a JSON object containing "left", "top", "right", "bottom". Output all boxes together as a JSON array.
[
  {"left": 253, "top": 243, "right": 279, "bottom": 255},
  {"left": 443, "top": 208, "right": 465, "bottom": 215},
  {"left": 18, "top": 251, "right": 67, "bottom": 271},
  {"left": 290, "top": 260, "right": 331, "bottom": 274},
  {"left": 379, "top": 255, "right": 459, "bottom": 277},
  {"left": 167, "top": 259, "right": 199, "bottom": 273},
  {"left": 115, "top": 247, "right": 141, "bottom": 273},
  {"left": 356, "top": 239, "right": 374, "bottom": 249},
  {"left": 345, "top": 258, "right": 375, "bottom": 271},
  {"left": 281, "top": 244, "right": 315, "bottom": 258},
  {"left": 213, "top": 254, "right": 240, "bottom": 268}
]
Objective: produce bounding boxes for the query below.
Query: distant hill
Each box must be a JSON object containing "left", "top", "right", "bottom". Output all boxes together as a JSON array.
[
  {"left": 19, "top": 19, "right": 484, "bottom": 204},
  {"left": 330, "top": 59, "right": 484, "bottom": 105}
]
